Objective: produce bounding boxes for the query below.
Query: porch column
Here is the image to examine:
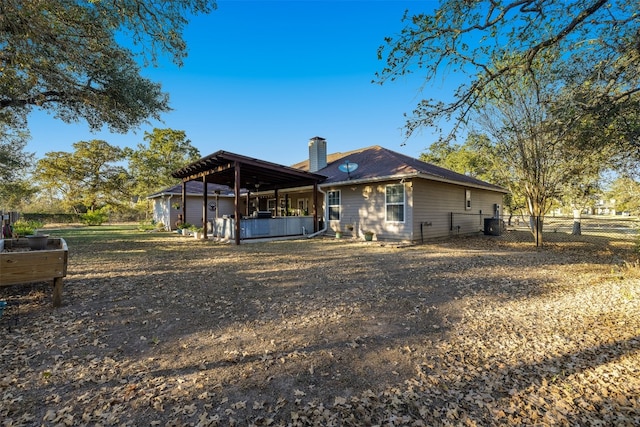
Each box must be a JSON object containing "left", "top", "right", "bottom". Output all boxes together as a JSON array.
[
  {"left": 274, "top": 189, "right": 279, "bottom": 217},
  {"left": 181, "top": 181, "right": 187, "bottom": 227},
  {"left": 202, "top": 177, "right": 208, "bottom": 239},
  {"left": 313, "top": 182, "right": 319, "bottom": 232},
  {"left": 234, "top": 161, "right": 241, "bottom": 245}
]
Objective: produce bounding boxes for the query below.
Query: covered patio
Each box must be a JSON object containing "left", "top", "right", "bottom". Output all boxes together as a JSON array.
[{"left": 171, "top": 151, "right": 327, "bottom": 244}]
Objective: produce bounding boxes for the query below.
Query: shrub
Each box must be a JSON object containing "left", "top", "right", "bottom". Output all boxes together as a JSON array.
[
  {"left": 12, "top": 219, "right": 44, "bottom": 236},
  {"left": 138, "top": 220, "right": 165, "bottom": 232},
  {"left": 80, "top": 209, "right": 109, "bottom": 226}
]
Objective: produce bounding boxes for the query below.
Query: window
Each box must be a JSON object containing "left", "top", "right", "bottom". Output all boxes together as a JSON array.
[
  {"left": 327, "top": 190, "right": 341, "bottom": 220},
  {"left": 297, "top": 198, "right": 308, "bottom": 215},
  {"left": 465, "top": 189, "right": 472, "bottom": 210},
  {"left": 386, "top": 184, "right": 404, "bottom": 222}
]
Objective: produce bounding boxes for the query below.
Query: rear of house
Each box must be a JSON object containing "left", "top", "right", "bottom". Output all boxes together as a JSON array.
[
  {"left": 162, "top": 137, "right": 508, "bottom": 243},
  {"left": 147, "top": 181, "right": 239, "bottom": 230},
  {"left": 304, "top": 141, "right": 508, "bottom": 242}
]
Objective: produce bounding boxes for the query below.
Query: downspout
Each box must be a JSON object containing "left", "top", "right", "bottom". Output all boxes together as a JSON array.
[
  {"left": 165, "top": 195, "right": 172, "bottom": 231},
  {"left": 307, "top": 187, "right": 328, "bottom": 238}
]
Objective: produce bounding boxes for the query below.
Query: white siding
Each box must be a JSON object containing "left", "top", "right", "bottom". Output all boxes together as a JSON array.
[{"left": 152, "top": 197, "right": 172, "bottom": 230}]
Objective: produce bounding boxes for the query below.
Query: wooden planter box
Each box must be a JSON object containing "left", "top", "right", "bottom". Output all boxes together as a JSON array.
[{"left": 0, "top": 237, "right": 68, "bottom": 307}]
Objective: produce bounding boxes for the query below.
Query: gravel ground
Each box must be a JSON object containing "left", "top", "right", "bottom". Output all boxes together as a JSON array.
[{"left": 1, "top": 229, "right": 639, "bottom": 426}]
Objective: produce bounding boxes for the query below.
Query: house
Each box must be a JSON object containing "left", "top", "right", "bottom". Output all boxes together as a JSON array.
[
  {"left": 169, "top": 137, "right": 508, "bottom": 243},
  {"left": 295, "top": 137, "right": 508, "bottom": 241},
  {"left": 147, "top": 181, "right": 241, "bottom": 230}
]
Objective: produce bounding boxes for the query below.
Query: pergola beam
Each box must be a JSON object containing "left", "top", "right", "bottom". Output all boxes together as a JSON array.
[{"left": 171, "top": 150, "right": 327, "bottom": 245}]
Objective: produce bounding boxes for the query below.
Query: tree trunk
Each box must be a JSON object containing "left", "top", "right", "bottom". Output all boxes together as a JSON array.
[
  {"left": 527, "top": 199, "right": 544, "bottom": 246},
  {"left": 572, "top": 209, "right": 582, "bottom": 235}
]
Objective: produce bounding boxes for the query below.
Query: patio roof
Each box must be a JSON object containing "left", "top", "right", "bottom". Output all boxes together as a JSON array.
[
  {"left": 171, "top": 150, "right": 326, "bottom": 192},
  {"left": 171, "top": 151, "right": 327, "bottom": 244},
  {"left": 147, "top": 181, "right": 236, "bottom": 199}
]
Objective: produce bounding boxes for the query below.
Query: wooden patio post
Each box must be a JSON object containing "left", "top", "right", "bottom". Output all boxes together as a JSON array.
[
  {"left": 234, "top": 161, "right": 241, "bottom": 245},
  {"left": 181, "top": 181, "right": 187, "bottom": 227},
  {"left": 274, "top": 189, "right": 279, "bottom": 216},
  {"left": 202, "top": 177, "right": 208, "bottom": 239},
  {"left": 313, "top": 182, "right": 319, "bottom": 232}
]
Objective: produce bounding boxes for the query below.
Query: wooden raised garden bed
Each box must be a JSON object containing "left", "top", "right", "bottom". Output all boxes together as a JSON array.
[{"left": 0, "top": 237, "right": 68, "bottom": 307}]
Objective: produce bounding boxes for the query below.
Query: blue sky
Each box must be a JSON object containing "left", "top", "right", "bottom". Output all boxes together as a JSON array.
[{"left": 28, "top": 0, "right": 447, "bottom": 166}]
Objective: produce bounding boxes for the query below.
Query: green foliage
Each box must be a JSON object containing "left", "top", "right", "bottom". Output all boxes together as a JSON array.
[
  {"left": 80, "top": 209, "right": 109, "bottom": 226},
  {"left": 12, "top": 219, "right": 44, "bottom": 237},
  {"left": 0, "top": 127, "right": 33, "bottom": 181},
  {"left": 0, "top": 126, "right": 36, "bottom": 209},
  {"left": 22, "top": 213, "right": 79, "bottom": 224},
  {"left": 420, "top": 135, "right": 494, "bottom": 181},
  {"left": 127, "top": 128, "right": 201, "bottom": 199},
  {"left": 0, "top": 179, "right": 38, "bottom": 211},
  {"left": 377, "top": 0, "right": 640, "bottom": 161},
  {"left": 138, "top": 220, "right": 164, "bottom": 232},
  {"left": 421, "top": 134, "right": 525, "bottom": 215},
  {"left": 0, "top": 1, "right": 216, "bottom": 139},
  {"left": 35, "top": 140, "right": 131, "bottom": 213},
  {"left": 606, "top": 176, "right": 640, "bottom": 215}
]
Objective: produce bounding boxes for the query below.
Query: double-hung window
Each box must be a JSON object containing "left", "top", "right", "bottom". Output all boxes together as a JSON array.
[
  {"left": 327, "top": 190, "right": 341, "bottom": 220},
  {"left": 385, "top": 184, "right": 405, "bottom": 222}
]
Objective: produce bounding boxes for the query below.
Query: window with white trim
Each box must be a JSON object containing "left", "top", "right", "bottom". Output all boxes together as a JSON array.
[
  {"left": 465, "top": 189, "right": 472, "bottom": 210},
  {"left": 327, "top": 190, "right": 341, "bottom": 220},
  {"left": 385, "top": 184, "right": 405, "bottom": 222}
]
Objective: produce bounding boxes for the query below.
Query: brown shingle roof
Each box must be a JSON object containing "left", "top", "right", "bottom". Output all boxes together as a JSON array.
[{"left": 295, "top": 145, "right": 508, "bottom": 193}]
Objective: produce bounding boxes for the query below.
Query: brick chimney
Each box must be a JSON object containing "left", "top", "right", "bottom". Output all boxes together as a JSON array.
[{"left": 308, "top": 136, "right": 327, "bottom": 172}]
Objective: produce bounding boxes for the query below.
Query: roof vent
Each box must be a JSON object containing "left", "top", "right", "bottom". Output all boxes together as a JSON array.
[{"left": 308, "top": 136, "right": 327, "bottom": 172}]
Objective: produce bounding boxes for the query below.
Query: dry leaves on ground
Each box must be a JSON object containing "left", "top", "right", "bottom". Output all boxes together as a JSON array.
[{"left": 1, "top": 231, "right": 639, "bottom": 426}]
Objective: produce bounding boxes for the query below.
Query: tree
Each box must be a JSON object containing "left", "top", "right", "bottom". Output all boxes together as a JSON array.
[
  {"left": 468, "top": 67, "right": 613, "bottom": 243},
  {"left": 420, "top": 134, "right": 526, "bottom": 223},
  {"left": 607, "top": 176, "right": 640, "bottom": 216},
  {"left": 377, "top": 0, "right": 640, "bottom": 158},
  {"left": 0, "top": 125, "right": 37, "bottom": 210},
  {"left": 419, "top": 135, "right": 494, "bottom": 181},
  {"left": 0, "top": 129, "right": 31, "bottom": 180},
  {"left": 127, "top": 128, "right": 201, "bottom": 200},
  {"left": 35, "top": 140, "right": 131, "bottom": 213},
  {"left": 0, "top": 180, "right": 38, "bottom": 212},
  {"left": 0, "top": 0, "right": 216, "bottom": 136}
]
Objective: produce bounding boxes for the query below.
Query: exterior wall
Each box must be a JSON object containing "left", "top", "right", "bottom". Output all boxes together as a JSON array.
[
  {"left": 326, "top": 181, "right": 413, "bottom": 241},
  {"left": 151, "top": 195, "right": 238, "bottom": 230},
  {"left": 183, "top": 196, "right": 205, "bottom": 227},
  {"left": 411, "top": 179, "right": 505, "bottom": 241},
  {"left": 153, "top": 179, "right": 505, "bottom": 241},
  {"left": 151, "top": 196, "right": 173, "bottom": 230}
]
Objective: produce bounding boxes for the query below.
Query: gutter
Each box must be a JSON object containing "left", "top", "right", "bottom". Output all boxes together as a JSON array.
[{"left": 307, "top": 186, "right": 328, "bottom": 238}]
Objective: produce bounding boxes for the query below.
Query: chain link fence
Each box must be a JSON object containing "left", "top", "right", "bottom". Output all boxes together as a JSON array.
[{"left": 451, "top": 212, "right": 639, "bottom": 247}]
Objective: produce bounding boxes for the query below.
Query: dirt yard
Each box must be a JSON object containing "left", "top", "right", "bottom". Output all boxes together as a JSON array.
[{"left": 1, "top": 229, "right": 639, "bottom": 426}]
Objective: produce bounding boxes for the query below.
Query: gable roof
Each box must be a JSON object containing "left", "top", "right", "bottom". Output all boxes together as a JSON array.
[
  {"left": 295, "top": 145, "right": 508, "bottom": 193},
  {"left": 147, "top": 180, "right": 235, "bottom": 199}
]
